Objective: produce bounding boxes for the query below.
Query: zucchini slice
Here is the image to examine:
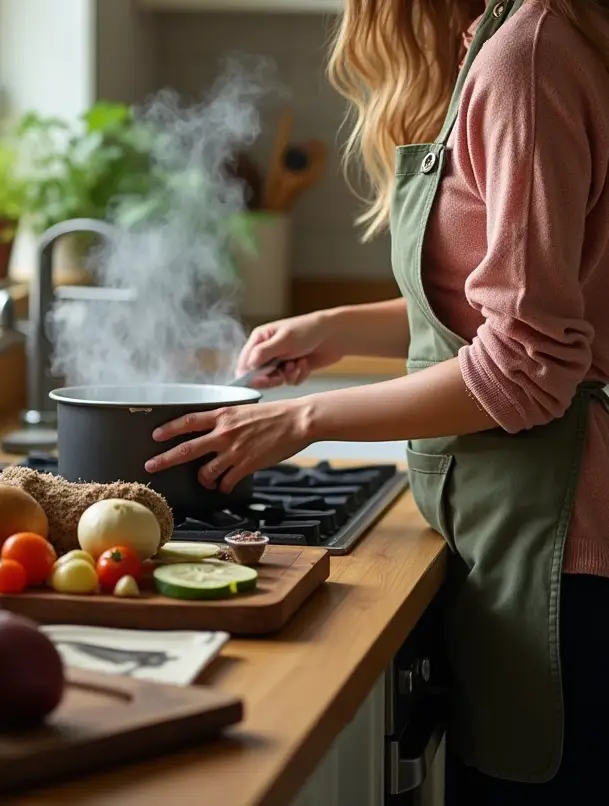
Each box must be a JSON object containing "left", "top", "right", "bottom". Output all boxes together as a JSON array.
[
  {"left": 156, "top": 542, "right": 220, "bottom": 563},
  {"left": 153, "top": 560, "right": 258, "bottom": 600}
]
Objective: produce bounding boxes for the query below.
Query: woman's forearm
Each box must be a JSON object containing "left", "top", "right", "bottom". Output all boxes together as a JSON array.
[
  {"left": 323, "top": 298, "right": 409, "bottom": 359},
  {"left": 302, "top": 356, "right": 496, "bottom": 442}
]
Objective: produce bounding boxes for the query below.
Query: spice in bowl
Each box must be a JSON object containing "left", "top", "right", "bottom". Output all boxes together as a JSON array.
[{"left": 224, "top": 530, "right": 269, "bottom": 565}]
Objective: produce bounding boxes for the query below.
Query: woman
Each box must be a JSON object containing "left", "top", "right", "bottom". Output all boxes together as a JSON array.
[{"left": 147, "top": 1, "right": 609, "bottom": 801}]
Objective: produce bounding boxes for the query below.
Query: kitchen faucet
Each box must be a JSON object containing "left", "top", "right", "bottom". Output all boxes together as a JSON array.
[
  {"left": 2, "top": 219, "right": 117, "bottom": 453},
  {"left": 0, "top": 289, "right": 24, "bottom": 353},
  {"left": 25, "top": 218, "right": 117, "bottom": 427}
]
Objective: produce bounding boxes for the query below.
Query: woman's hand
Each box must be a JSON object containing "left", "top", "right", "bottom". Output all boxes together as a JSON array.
[
  {"left": 145, "top": 356, "right": 497, "bottom": 493},
  {"left": 144, "top": 400, "right": 312, "bottom": 493},
  {"left": 235, "top": 310, "right": 344, "bottom": 389},
  {"left": 235, "top": 299, "right": 411, "bottom": 389}
]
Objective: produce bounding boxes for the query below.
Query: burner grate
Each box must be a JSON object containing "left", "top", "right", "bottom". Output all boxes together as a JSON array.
[{"left": 1, "top": 455, "right": 409, "bottom": 554}]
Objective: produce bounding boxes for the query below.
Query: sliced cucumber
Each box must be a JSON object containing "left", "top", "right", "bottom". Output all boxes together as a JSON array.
[
  {"left": 156, "top": 542, "right": 220, "bottom": 563},
  {"left": 153, "top": 561, "right": 258, "bottom": 600}
]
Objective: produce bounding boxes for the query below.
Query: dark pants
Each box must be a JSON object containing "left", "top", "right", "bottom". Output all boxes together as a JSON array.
[{"left": 446, "top": 574, "right": 609, "bottom": 805}]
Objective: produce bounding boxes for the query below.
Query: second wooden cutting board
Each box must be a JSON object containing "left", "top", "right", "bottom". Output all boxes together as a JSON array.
[
  {"left": 0, "top": 545, "right": 330, "bottom": 635},
  {"left": 0, "top": 667, "right": 243, "bottom": 795}
]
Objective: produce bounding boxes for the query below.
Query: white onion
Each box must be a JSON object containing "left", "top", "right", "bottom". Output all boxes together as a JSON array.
[{"left": 78, "top": 499, "right": 161, "bottom": 560}]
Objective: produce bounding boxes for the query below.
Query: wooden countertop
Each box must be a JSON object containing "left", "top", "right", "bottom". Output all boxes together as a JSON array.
[
  {"left": 0, "top": 420, "right": 446, "bottom": 806},
  {"left": 3, "top": 282, "right": 28, "bottom": 319}
]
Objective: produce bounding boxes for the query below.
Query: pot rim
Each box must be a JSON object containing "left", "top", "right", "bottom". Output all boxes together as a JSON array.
[{"left": 49, "top": 383, "right": 262, "bottom": 408}]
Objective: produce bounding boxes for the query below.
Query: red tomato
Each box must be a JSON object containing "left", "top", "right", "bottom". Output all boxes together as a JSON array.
[
  {"left": 1, "top": 533, "right": 57, "bottom": 587},
  {"left": 96, "top": 546, "right": 142, "bottom": 592},
  {"left": 0, "top": 559, "right": 27, "bottom": 594}
]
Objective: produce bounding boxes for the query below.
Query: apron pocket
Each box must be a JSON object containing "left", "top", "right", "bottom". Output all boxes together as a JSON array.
[{"left": 406, "top": 443, "right": 454, "bottom": 545}]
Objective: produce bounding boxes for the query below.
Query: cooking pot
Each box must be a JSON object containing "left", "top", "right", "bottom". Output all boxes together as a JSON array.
[{"left": 49, "top": 384, "right": 261, "bottom": 517}]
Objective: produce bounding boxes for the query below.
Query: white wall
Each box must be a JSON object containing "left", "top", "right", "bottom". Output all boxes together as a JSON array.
[
  {"left": 0, "top": 0, "right": 95, "bottom": 121},
  {"left": 0, "top": 0, "right": 97, "bottom": 280},
  {"left": 0, "top": 0, "right": 157, "bottom": 117},
  {"left": 0, "top": 0, "right": 157, "bottom": 279}
]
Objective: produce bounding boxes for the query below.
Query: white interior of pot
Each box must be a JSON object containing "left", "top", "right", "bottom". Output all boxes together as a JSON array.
[{"left": 49, "top": 384, "right": 261, "bottom": 407}]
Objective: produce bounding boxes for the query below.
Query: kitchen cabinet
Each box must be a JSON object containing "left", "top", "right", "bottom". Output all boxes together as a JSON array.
[{"left": 139, "top": 0, "right": 342, "bottom": 12}]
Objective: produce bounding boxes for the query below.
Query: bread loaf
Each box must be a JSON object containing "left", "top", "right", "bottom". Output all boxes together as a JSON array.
[{"left": 0, "top": 467, "right": 173, "bottom": 556}]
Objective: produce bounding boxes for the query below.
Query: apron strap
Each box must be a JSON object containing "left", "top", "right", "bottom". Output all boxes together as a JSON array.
[
  {"left": 438, "top": 1, "right": 525, "bottom": 146},
  {"left": 578, "top": 382, "right": 609, "bottom": 413}
]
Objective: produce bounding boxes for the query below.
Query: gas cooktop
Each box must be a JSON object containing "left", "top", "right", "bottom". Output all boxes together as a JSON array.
[{"left": 2, "top": 454, "right": 409, "bottom": 554}]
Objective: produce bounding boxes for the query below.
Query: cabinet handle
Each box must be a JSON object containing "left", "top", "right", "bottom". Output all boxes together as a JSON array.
[{"left": 387, "top": 708, "right": 445, "bottom": 794}]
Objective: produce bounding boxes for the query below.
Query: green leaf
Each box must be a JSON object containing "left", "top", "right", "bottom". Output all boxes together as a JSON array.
[
  {"left": 0, "top": 137, "right": 25, "bottom": 222},
  {"left": 13, "top": 94, "right": 251, "bottom": 278},
  {"left": 18, "top": 112, "right": 69, "bottom": 135},
  {"left": 15, "top": 101, "right": 161, "bottom": 232},
  {"left": 228, "top": 213, "right": 259, "bottom": 256},
  {"left": 82, "top": 101, "right": 130, "bottom": 133}
]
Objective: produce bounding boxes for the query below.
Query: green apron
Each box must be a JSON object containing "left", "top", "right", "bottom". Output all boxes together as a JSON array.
[{"left": 391, "top": 0, "right": 609, "bottom": 782}]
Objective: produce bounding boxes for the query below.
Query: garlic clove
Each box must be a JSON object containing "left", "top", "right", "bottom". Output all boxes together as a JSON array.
[{"left": 113, "top": 575, "right": 140, "bottom": 598}]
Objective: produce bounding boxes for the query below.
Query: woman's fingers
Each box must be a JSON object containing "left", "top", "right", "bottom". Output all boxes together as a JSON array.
[
  {"left": 252, "top": 358, "right": 310, "bottom": 389},
  {"left": 235, "top": 327, "right": 267, "bottom": 377},
  {"left": 235, "top": 320, "right": 317, "bottom": 391},
  {"left": 197, "top": 453, "right": 235, "bottom": 489},
  {"left": 246, "top": 332, "right": 288, "bottom": 372},
  {"left": 250, "top": 371, "right": 287, "bottom": 389},
  {"left": 284, "top": 358, "right": 310, "bottom": 385},
  {"left": 152, "top": 410, "right": 217, "bottom": 442},
  {"left": 216, "top": 463, "right": 248, "bottom": 495},
  {"left": 145, "top": 398, "right": 306, "bottom": 489},
  {"left": 277, "top": 358, "right": 310, "bottom": 386},
  {"left": 145, "top": 433, "right": 216, "bottom": 473},
  {"left": 236, "top": 326, "right": 288, "bottom": 377},
  {"left": 295, "top": 358, "right": 311, "bottom": 383}
]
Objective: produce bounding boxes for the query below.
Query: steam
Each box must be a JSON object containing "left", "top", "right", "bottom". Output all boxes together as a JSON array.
[{"left": 50, "top": 59, "right": 274, "bottom": 387}]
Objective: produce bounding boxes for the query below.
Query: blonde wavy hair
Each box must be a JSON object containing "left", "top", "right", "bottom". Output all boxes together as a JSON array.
[{"left": 328, "top": 0, "right": 609, "bottom": 241}]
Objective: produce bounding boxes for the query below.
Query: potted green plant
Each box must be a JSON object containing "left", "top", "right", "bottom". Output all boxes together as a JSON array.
[
  {"left": 16, "top": 99, "right": 258, "bottom": 294},
  {"left": 0, "top": 139, "right": 25, "bottom": 282},
  {"left": 17, "top": 102, "right": 158, "bottom": 284}
]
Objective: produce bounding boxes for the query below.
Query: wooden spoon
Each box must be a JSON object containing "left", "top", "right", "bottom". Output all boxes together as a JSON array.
[
  {"left": 268, "top": 139, "right": 327, "bottom": 213},
  {"left": 261, "top": 109, "right": 294, "bottom": 211}
]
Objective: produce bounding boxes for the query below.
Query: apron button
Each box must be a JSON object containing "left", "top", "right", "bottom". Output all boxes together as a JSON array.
[
  {"left": 493, "top": 2, "right": 506, "bottom": 17},
  {"left": 421, "top": 152, "right": 437, "bottom": 174}
]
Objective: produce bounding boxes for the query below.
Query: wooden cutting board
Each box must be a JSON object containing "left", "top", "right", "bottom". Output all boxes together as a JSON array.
[
  {"left": 0, "top": 546, "right": 330, "bottom": 635},
  {"left": 0, "top": 667, "right": 243, "bottom": 795}
]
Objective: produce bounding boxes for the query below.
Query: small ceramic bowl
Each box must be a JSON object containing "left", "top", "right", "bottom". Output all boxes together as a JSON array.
[{"left": 224, "top": 531, "right": 269, "bottom": 566}]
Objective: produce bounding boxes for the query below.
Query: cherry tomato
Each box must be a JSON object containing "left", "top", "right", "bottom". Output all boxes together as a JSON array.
[
  {"left": 1, "top": 533, "right": 57, "bottom": 587},
  {"left": 0, "top": 559, "right": 27, "bottom": 594},
  {"left": 96, "top": 546, "right": 142, "bottom": 592}
]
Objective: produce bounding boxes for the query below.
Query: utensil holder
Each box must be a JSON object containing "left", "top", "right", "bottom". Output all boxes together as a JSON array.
[{"left": 233, "top": 212, "right": 290, "bottom": 322}]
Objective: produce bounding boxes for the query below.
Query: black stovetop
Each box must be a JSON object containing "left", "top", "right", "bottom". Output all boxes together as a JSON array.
[{"left": 2, "top": 454, "right": 409, "bottom": 555}]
